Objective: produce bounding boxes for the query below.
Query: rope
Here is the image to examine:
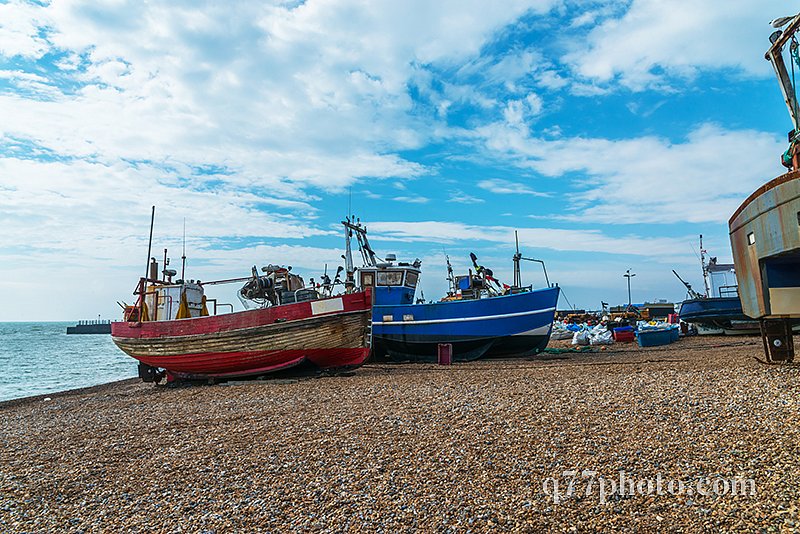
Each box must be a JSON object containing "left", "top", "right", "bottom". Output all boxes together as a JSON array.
[{"left": 559, "top": 287, "right": 574, "bottom": 310}]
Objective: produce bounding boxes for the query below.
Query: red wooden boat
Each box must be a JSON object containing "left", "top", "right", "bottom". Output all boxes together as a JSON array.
[
  {"left": 112, "top": 288, "right": 372, "bottom": 382},
  {"left": 111, "top": 208, "right": 373, "bottom": 383}
]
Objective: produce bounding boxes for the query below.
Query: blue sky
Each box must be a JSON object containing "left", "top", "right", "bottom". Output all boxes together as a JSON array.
[{"left": 0, "top": 0, "right": 794, "bottom": 320}]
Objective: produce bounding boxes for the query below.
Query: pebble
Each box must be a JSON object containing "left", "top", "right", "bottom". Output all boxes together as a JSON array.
[{"left": 0, "top": 337, "right": 798, "bottom": 531}]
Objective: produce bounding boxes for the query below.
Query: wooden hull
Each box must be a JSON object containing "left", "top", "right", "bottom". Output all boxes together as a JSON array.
[{"left": 111, "top": 290, "right": 372, "bottom": 380}]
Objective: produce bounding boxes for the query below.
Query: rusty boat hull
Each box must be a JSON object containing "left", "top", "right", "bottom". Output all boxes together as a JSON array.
[
  {"left": 111, "top": 289, "right": 372, "bottom": 380},
  {"left": 729, "top": 170, "right": 800, "bottom": 361},
  {"left": 729, "top": 171, "right": 800, "bottom": 319}
]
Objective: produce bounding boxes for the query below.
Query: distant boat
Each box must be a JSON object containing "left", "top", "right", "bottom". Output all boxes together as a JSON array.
[
  {"left": 674, "top": 236, "right": 758, "bottom": 335},
  {"left": 66, "top": 320, "right": 111, "bottom": 334},
  {"left": 678, "top": 297, "right": 758, "bottom": 335},
  {"left": 111, "top": 207, "right": 372, "bottom": 383},
  {"left": 341, "top": 218, "right": 559, "bottom": 362}
]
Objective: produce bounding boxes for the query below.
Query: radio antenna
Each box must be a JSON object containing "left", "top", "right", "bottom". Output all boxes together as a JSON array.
[
  {"left": 140, "top": 206, "right": 155, "bottom": 320},
  {"left": 181, "top": 218, "right": 187, "bottom": 284}
]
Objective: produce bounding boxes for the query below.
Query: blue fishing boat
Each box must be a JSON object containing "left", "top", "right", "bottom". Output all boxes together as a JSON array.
[
  {"left": 341, "top": 219, "right": 560, "bottom": 362},
  {"left": 674, "top": 235, "right": 758, "bottom": 334}
]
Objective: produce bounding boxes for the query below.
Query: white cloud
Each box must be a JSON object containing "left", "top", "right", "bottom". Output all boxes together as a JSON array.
[
  {"left": 367, "top": 220, "right": 692, "bottom": 258},
  {"left": 393, "top": 195, "right": 430, "bottom": 204},
  {"left": 502, "top": 92, "right": 544, "bottom": 128},
  {"left": 0, "top": 1, "right": 51, "bottom": 59},
  {"left": 564, "top": 0, "right": 786, "bottom": 89},
  {"left": 447, "top": 191, "right": 485, "bottom": 203},
  {"left": 536, "top": 69, "right": 568, "bottom": 90},
  {"left": 473, "top": 122, "right": 785, "bottom": 224},
  {"left": 0, "top": 0, "right": 562, "bottom": 195},
  {"left": 567, "top": 4, "right": 620, "bottom": 29},
  {"left": 477, "top": 178, "right": 549, "bottom": 197},
  {"left": 485, "top": 49, "right": 544, "bottom": 86}
]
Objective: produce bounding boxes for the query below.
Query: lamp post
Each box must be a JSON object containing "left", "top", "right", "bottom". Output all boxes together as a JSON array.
[{"left": 624, "top": 269, "right": 636, "bottom": 309}]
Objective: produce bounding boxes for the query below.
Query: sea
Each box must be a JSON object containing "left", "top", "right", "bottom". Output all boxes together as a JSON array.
[{"left": 0, "top": 322, "right": 136, "bottom": 403}]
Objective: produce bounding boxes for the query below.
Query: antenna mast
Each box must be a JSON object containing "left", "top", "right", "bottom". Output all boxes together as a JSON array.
[
  {"left": 444, "top": 250, "right": 455, "bottom": 293},
  {"left": 343, "top": 217, "right": 355, "bottom": 292},
  {"left": 140, "top": 206, "right": 156, "bottom": 320},
  {"left": 512, "top": 231, "right": 550, "bottom": 288},
  {"left": 181, "top": 218, "right": 187, "bottom": 283},
  {"left": 513, "top": 230, "right": 522, "bottom": 288},
  {"left": 342, "top": 218, "right": 377, "bottom": 267},
  {"left": 699, "top": 234, "right": 710, "bottom": 298}
]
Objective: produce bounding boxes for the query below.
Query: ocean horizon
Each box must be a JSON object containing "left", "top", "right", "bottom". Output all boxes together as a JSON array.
[{"left": 0, "top": 322, "right": 136, "bottom": 403}]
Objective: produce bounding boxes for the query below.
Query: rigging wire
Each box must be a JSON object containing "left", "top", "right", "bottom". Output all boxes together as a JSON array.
[
  {"left": 689, "top": 241, "right": 701, "bottom": 262},
  {"left": 559, "top": 287, "right": 574, "bottom": 310}
]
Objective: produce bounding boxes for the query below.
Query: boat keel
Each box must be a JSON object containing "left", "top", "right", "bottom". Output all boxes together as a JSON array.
[{"left": 760, "top": 319, "right": 795, "bottom": 363}]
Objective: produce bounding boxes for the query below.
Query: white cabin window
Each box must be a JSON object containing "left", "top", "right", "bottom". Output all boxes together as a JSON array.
[
  {"left": 361, "top": 271, "right": 375, "bottom": 287},
  {"left": 747, "top": 232, "right": 756, "bottom": 246},
  {"left": 377, "top": 271, "right": 403, "bottom": 286},
  {"left": 405, "top": 271, "right": 419, "bottom": 288}
]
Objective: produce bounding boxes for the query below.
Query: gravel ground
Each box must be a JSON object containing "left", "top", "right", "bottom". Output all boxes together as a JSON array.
[{"left": 1, "top": 336, "right": 799, "bottom": 532}]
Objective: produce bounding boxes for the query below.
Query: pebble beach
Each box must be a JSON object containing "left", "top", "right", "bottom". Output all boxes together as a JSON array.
[{"left": 2, "top": 336, "right": 799, "bottom": 532}]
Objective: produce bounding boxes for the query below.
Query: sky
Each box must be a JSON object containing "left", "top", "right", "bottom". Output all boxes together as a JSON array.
[{"left": 0, "top": 0, "right": 796, "bottom": 320}]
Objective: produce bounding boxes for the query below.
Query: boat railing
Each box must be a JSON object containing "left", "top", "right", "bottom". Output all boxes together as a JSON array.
[
  {"left": 285, "top": 286, "right": 321, "bottom": 304},
  {"left": 718, "top": 285, "right": 739, "bottom": 298},
  {"left": 206, "top": 298, "right": 234, "bottom": 315},
  {"left": 293, "top": 288, "right": 306, "bottom": 303}
]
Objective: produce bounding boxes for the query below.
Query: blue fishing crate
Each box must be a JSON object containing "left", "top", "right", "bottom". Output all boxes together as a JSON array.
[{"left": 636, "top": 328, "right": 673, "bottom": 347}]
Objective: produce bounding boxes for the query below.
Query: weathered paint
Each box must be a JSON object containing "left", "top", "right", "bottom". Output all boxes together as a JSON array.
[
  {"left": 111, "top": 289, "right": 372, "bottom": 378},
  {"left": 729, "top": 170, "right": 800, "bottom": 319}
]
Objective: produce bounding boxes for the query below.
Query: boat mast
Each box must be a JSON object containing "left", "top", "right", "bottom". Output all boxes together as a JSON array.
[
  {"left": 141, "top": 206, "right": 156, "bottom": 320},
  {"left": 342, "top": 218, "right": 377, "bottom": 267},
  {"left": 511, "top": 230, "right": 550, "bottom": 288},
  {"left": 181, "top": 218, "right": 186, "bottom": 284},
  {"left": 343, "top": 218, "right": 355, "bottom": 292},
  {"left": 162, "top": 248, "right": 169, "bottom": 281},
  {"left": 445, "top": 252, "right": 456, "bottom": 294},
  {"left": 699, "top": 234, "right": 710, "bottom": 298},
  {"left": 512, "top": 230, "right": 522, "bottom": 288}
]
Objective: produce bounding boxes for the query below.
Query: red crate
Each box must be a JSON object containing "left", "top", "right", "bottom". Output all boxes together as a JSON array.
[{"left": 613, "top": 330, "right": 635, "bottom": 342}]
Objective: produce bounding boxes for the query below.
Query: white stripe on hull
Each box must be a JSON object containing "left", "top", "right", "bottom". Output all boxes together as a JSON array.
[
  {"left": 511, "top": 324, "right": 553, "bottom": 337},
  {"left": 373, "top": 307, "right": 556, "bottom": 326}
]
